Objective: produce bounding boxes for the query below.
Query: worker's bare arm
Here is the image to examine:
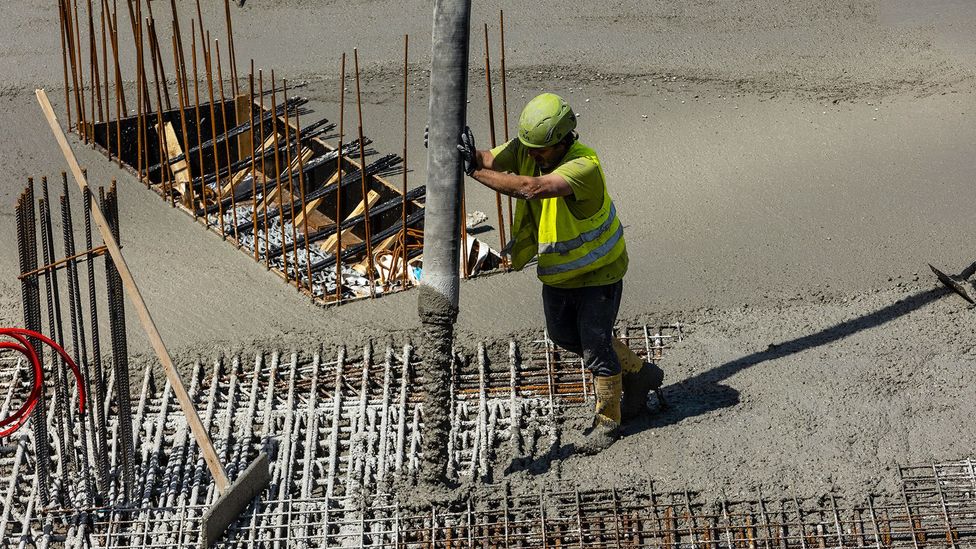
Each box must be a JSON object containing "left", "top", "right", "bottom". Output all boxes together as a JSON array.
[{"left": 470, "top": 161, "right": 573, "bottom": 200}]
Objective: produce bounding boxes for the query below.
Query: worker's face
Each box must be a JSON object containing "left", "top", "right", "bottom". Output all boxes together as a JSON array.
[{"left": 527, "top": 143, "right": 567, "bottom": 172}]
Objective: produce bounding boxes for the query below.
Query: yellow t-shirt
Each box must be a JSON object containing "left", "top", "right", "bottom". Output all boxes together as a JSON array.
[{"left": 490, "top": 139, "right": 628, "bottom": 288}]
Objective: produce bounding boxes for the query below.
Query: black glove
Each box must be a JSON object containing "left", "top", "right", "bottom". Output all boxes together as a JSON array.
[
  {"left": 457, "top": 126, "right": 477, "bottom": 176},
  {"left": 423, "top": 124, "right": 429, "bottom": 149}
]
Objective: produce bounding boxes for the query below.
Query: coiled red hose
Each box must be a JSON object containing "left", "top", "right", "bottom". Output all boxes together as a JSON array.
[{"left": 0, "top": 328, "right": 85, "bottom": 437}]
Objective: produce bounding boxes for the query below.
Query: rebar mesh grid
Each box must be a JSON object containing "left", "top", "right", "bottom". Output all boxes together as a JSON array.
[
  {"left": 27, "top": 475, "right": 976, "bottom": 548},
  {"left": 5, "top": 324, "right": 975, "bottom": 548}
]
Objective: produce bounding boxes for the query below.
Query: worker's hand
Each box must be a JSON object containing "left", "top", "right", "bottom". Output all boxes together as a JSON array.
[
  {"left": 423, "top": 124, "right": 429, "bottom": 149},
  {"left": 457, "top": 126, "right": 477, "bottom": 176}
]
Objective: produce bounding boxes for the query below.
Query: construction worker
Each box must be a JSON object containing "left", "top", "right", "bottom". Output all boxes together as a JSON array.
[{"left": 457, "top": 93, "right": 664, "bottom": 453}]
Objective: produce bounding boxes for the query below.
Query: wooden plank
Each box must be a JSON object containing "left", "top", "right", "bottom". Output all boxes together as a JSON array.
[
  {"left": 36, "top": 89, "right": 231, "bottom": 492},
  {"left": 319, "top": 227, "right": 362, "bottom": 254},
  {"left": 348, "top": 190, "right": 380, "bottom": 219},
  {"left": 310, "top": 190, "right": 379, "bottom": 251},
  {"left": 156, "top": 121, "right": 190, "bottom": 198},
  {"left": 235, "top": 95, "right": 251, "bottom": 161},
  {"left": 294, "top": 196, "right": 325, "bottom": 227},
  {"left": 303, "top": 209, "right": 334, "bottom": 232}
]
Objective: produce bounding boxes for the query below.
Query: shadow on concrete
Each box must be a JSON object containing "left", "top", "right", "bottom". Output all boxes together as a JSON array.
[
  {"left": 506, "top": 286, "right": 949, "bottom": 475},
  {"left": 629, "top": 286, "right": 948, "bottom": 433}
]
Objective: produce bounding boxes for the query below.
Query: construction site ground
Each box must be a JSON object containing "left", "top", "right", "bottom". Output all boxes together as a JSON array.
[{"left": 1, "top": 0, "right": 975, "bottom": 506}]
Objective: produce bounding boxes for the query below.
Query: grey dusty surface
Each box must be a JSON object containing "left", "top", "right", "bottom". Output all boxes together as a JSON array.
[{"left": 0, "top": 0, "right": 975, "bottom": 499}]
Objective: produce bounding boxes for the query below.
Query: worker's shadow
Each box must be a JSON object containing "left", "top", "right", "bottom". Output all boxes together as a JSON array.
[
  {"left": 506, "top": 287, "right": 947, "bottom": 476},
  {"left": 630, "top": 287, "right": 948, "bottom": 435}
]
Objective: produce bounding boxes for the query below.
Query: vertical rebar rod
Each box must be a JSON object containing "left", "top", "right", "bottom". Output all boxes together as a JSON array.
[
  {"left": 169, "top": 0, "right": 189, "bottom": 100},
  {"left": 215, "top": 40, "right": 240, "bottom": 238},
  {"left": 72, "top": 0, "right": 87, "bottom": 141},
  {"left": 204, "top": 32, "right": 226, "bottom": 237},
  {"left": 148, "top": 17, "right": 174, "bottom": 204},
  {"left": 483, "top": 23, "right": 507, "bottom": 263},
  {"left": 111, "top": 9, "right": 124, "bottom": 166},
  {"left": 102, "top": 182, "right": 135, "bottom": 503},
  {"left": 377, "top": 346, "right": 394, "bottom": 481},
  {"left": 58, "top": 0, "right": 73, "bottom": 131},
  {"left": 335, "top": 53, "right": 345, "bottom": 301},
  {"left": 17, "top": 183, "right": 51, "bottom": 506},
  {"left": 149, "top": 17, "right": 171, "bottom": 111},
  {"left": 172, "top": 30, "right": 196, "bottom": 212},
  {"left": 270, "top": 70, "right": 288, "bottom": 281},
  {"left": 394, "top": 343, "right": 411, "bottom": 472},
  {"left": 223, "top": 0, "right": 239, "bottom": 97},
  {"left": 109, "top": 4, "right": 126, "bottom": 116},
  {"left": 249, "top": 63, "right": 258, "bottom": 260},
  {"left": 282, "top": 79, "right": 300, "bottom": 286},
  {"left": 259, "top": 69, "right": 270, "bottom": 267},
  {"left": 190, "top": 23, "right": 208, "bottom": 227},
  {"left": 325, "top": 347, "right": 345, "bottom": 500},
  {"left": 59, "top": 187, "right": 96, "bottom": 505},
  {"left": 352, "top": 49, "right": 377, "bottom": 296},
  {"left": 83, "top": 186, "right": 111, "bottom": 498},
  {"left": 193, "top": 0, "right": 206, "bottom": 55},
  {"left": 401, "top": 34, "right": 409, "bottom": 289},
  {"left": 40, "top": 179, "right": 71, "bottom": 504},
  {"left": 100, "top": 0, "right": 110, "bottom": 140},
  {"left": 62, "top": 0, "right": 82, "bottom": 135},
  {"left": 87, "top": 0, "right": 104, "bottom": 123},
  {"left": 499, "top": 10, "right": 513, "bottom": 228},
  {"left": 293, "top": 88, "right": 313, "bottom": 290},
  {"left": 136, "top": 13, "right": 145, "bottom": 181}
]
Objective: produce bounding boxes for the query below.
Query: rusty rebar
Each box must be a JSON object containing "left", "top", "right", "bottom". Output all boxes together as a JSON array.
[
  {"left": 259, "top": 69, "right": 270, "bottom": 268},
  {"left": 215, "top": 40, "right": 239, "bottom": 239},
  {"left": 249, "top": 62, "right": 258, "bottom": 261},
  {"left": 401, "top": 34, "right": 409, "bottom": 289},
  {"left": 135, "top": 14, "right": 146, "bottom": 182},
  {"left": 500, "top": 10, "right": 513, "bottom": 229},
  {"left": 270, "top": 70, "right": 288, "bottom": 282},
  {"left": 58, "top": 0, "right": 73, "bottom": 131},
  {"left": 292, "top": 89, "right": 313, "bottom": 291},
  {"left": 191, "top": 21, "right": 209, "bottom": 228},
  {"left": 352, "top": 49, "right": 377, "bottom": 296},
  {"left": 87, "top": 0, "right": 104, "bottom": 123},
  {"left": 109, "top": 4, "right": 126, "bottom": 116},
  {"left": 169, "top": 0, "right": 189, "bottom": 100},
  {"left": 223, "top": 0, "right": 239, "bottom": 97},
  {"left": 283, "top": 79, "right": 300, "bottom": 288},
  {"left": 100, "top": 0, "right": 110, "bottom": 142},
  {"left": 147, "top": 15, "right": 171, "bottom": 111},
  {"left": 203, "top": 32, "right": 226, "bottom": 237},
  {"left": 484, "top": 23, "right": 507, "bottom": 266},
  {"left": 172, "top": 30, "right": 196, "bottom": 212},
  {"left": 110, "top": 9, "right": 124, "bottom": 168},
  {"left": 335, "top": 53, "right": 345, "bottom": 301},
  {"left": 72, "top": 0, "right": 87, "bottom": 141},
  {"left": 148, "top": 17, "right": 174, "bottom": 205}
]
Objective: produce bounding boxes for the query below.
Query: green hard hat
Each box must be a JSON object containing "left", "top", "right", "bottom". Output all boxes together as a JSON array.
[{"left": 517, "top": 93, "right": 577, "bottom": 148}]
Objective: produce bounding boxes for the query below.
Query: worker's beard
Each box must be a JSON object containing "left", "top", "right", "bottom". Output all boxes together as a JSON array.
[{"left": 536, "top": 146, "right": 569, "bottom": 173}]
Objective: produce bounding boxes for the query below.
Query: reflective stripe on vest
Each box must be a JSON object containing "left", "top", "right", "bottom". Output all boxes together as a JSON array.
[
  {"left": 537, "top": 221, "right": 624, "bottom": 277},
  {"left": 538, "top": 201, "right": 618, "bottom": 256}
]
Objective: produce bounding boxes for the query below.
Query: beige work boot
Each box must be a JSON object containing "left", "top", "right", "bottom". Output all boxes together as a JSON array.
[
  {"left": 577, "top": 373, "right": 622, "bottom": 455},
  {"left": 613, "top": 338, "right": 665, "bottom": 422}
]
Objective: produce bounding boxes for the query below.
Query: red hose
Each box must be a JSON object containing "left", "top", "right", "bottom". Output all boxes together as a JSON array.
[{"left": 0, "top": 327, "right": 86, "bottom": 437}]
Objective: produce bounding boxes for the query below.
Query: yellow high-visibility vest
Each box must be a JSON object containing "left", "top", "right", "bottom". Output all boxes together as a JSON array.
[{"left": 507, "top": 154, "right": 627, "bottom": 286}]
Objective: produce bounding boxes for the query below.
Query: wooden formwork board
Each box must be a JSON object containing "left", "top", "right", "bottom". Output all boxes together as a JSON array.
[{"left": 88, "top": 96, "right": 424, "bottom": 303}]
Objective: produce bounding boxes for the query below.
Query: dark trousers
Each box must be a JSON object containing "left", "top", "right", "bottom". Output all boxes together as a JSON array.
[{"left": 542, "top": 280, "right": 623, "bottom": 377}]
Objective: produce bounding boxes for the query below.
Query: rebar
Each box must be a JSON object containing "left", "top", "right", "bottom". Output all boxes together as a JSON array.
[
  {"left": 483, "top": 23, "right": 507, "bottom": 264},
  {"left": 335, "top": 53, "right": 345, "bottom": 301},
  {"left": 17, "top": 321, "right": 968, "bottom": 549}
]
